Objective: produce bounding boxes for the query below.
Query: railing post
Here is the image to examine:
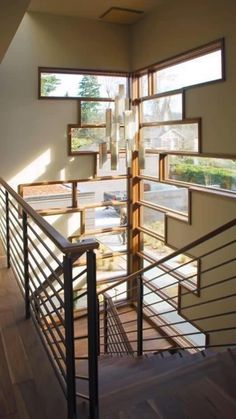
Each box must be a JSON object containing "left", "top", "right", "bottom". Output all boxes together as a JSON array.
[
  {"left": 137, "top": 275, "right": 143, "bottom": 356},
  {"left": 5, "top": 191, "right": 10, "bottom": 268},
  {"left": 63, "top": 254, "right": 76, "bottom": 419},
  {"left": 22, "top": 211, "right": 30, "bottom": 319},
  {"left": 104, "top": 296, "right": 108, "bottom": 354},
  {"left": 97, "top": 297, "right": 100, "bottom": 356},
  {"left": 87, "top": 250, "right": 99, "bottom": 419}
]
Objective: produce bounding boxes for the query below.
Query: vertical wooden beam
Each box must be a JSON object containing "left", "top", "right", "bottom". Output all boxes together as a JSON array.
[{"left": 72, "top": 181, "right": 78, "bottom": 208}]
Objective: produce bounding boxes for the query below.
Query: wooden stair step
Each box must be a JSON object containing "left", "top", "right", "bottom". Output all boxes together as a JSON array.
[{"left": 100, "top": 351, "right": 236, "bottom": 418}]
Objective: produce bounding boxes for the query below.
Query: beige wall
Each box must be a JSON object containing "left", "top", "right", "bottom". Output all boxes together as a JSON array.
[
  {"left": 0, "top": 0, "right": 30, "bottom": 63},
  {"left": 0, "top": 12, "right": 130, "bottom": 188}
]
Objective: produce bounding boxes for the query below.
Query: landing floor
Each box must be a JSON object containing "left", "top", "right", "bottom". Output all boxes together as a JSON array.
[{"left": 0, "top": 244, "right": 67, "bottom": 419}]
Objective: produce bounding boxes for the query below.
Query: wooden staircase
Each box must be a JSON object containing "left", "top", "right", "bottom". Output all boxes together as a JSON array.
[{"left": 76, "top": 348, "right": 236, "bottom": 418}]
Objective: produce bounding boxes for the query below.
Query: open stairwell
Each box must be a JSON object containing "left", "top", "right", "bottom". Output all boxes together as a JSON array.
[{"left": 76, "top": 348, "right": 236, "bottom": 418}]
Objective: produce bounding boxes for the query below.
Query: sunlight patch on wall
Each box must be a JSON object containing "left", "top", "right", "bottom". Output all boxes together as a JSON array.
[{"left": 9, "top": 149, "right": 51, "bottom": 189}]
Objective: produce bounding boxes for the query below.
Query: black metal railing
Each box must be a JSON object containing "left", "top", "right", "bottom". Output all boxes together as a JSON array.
[
  {"left": 0, "top": 178, "right": 99, "bottom": 419},
  {"left": 101, "top": 292, "right": 134, "bottom": 356},
  {"left": 98, "top": 219, "right": 236, "bottom": 355}
]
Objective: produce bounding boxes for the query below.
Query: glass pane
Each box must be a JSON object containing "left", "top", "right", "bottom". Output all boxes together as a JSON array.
[
  {"left": 86, "top": 231, "right": 128, "bottom": 254},
  {"left": 96, "top": 254, "right": 127, "bottom": 280},
  {"left": 140, "top": 153, "right": 159, "bottom": 177},
  {"left": 141, "top": 94, "right": 183, "bottom": 123},
  {"left": 139, "top": 74, "right": 148, "bottom": 97},
  {"left": 77, "top": 179, "right": 127, "bottom": 205},
  {"left": 154, "top": 50, "right": 222, "bottom": 94},
  {"left": 144, "top": 281, "right": 178, "bottom": 307},
  {"left": 168, "top": 156, "right": 236, "bottom": 193},
  {"left": 143, "top": 286, "right": 205, "bottom": 347},
  {"left": 23, "top": 184, "right": 72, "bottom": 210},
  {"left": 102, "top": 280, "right": 127, "bottom": 301},
  {"left": 141, "top": 207, "right": 165, "bottom": 238},
  {"left": 44, "top": 213, "right": 82, "bottom": 239},
  {"left": 142, "top": 233, "right": 172, "bottom": 260},
  {"left": 81, "top": 101, "right": 114, "bottom": 125},
  {"left": 140, "top": 123, "right": 199, "bottom": 153},
  {"left": 97, "top": 154, "right": 127, "bottom": 176},
  {"left": 141, "top": 180, "right": 188, "bottom": 214},
  {"left": 40, "top": 72, "right": 128, "bottom": 98},
  {"left": 69, "top": 127, "right": 106, "bottom": 153},
  {"left": 89, "top": 205, "right": 128, "bottom": 230},
  {"left": 143, "top": 262, "right": 179, "bottom": 302}
]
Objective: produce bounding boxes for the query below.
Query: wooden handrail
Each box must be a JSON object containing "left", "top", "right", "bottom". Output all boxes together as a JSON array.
[
  {"left": 98, "top": 218, "right": 236, "bottom": 295},
  {"left": 0, "top": 177, "right": 98, "bottom": 254}
]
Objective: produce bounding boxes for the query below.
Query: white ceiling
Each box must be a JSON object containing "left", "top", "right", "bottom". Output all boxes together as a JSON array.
[{"left": 28, "top": 0, "right": 162, "bottom": 22}]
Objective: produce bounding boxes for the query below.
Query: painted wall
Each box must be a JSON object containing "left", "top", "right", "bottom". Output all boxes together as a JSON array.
[
  {"left": 0, "top": 12, "right": 130, "bottom": 188},
  {"left": 0, "top": 0, "right": 30, "bottom": 63}
]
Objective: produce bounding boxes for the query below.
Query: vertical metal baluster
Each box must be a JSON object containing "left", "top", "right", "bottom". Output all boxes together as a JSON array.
[
  {"left": 87, "top": 250, "right": 99, "bottom": 419},
  {"left": 63, "top": 254, "right": 76, "bottom": 419},
  {"left": 22, "top": 211, "right": 30, "bottom": 319},
  {"left": 137, "top": 275, "right": 143, "bottom": 356},
  {"left": 97, "top": 297, "right": 100, "bottom": 356},
  {"left": 104, "top": 296, "right": 108, "bottom": 354},
  {"left": 5, "top": 190, "right": 10, "bottom": 268}
]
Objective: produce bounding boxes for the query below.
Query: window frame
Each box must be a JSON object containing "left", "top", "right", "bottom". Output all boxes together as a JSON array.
[
  {"left": 38, "top": 67, "right": 130, "bottom": 100},
  {"left": 133, "top": 38, "right": 225, "bottom": 98}
]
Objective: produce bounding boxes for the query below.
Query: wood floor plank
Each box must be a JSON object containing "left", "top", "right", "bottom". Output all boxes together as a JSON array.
[
  {"left": 14, "top": 381, "right": 47, "bottom": 419},
  {"left": 1, "top": 323, "right": 33, "bottom": 384},
  {"left": 0, "top": 335, "right": 17, "bottom": 417},
  {"left": 0, "top": 241, "right": 67, "bottom": 419}
]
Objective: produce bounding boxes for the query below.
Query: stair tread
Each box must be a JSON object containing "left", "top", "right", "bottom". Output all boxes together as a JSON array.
[{"left": 99, "top": 350, "right": 236, "bottom": 418}]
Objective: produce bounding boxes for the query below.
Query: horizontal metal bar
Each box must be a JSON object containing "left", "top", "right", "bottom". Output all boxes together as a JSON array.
[
  {"left": 143, "top": 241, "right": 236, "bottom": 290},
  {"left": 32, "top": 299, "right": 67, "bottom": 364},
  {"left": 27, "top": 260, "right": 65, "bottom": 327},
  {"left": 75, "top": 375, "right": 89, "bottom": 381},
  {"left": 73, "top": 267, "right": 87, "bottom": 283},
  {"left": 29, "top": 282, "right": 66, "bottom": 346},
  {"left": 8, "top": 198, "right": 22, "bottom": 214},
  {"left": 27, "top": 222, "right": 63, "bottom": 266},
  {"left": 1, "top": 177, "right": 98, "bottom": 254},
  {"left": 9, "top": 230, "right": 24, "bottom": 257},
  {"left": 10, "top": 256, "right": 25, "bottom": 290},
  {"left": 143, "top": 273, "right": 236, "bottom": 308},
  {"left": 73, "top": 290, "right": 87, "bottom": 302},
  {"left": 27, "top": 236, "right": 64, "bottom": 288},
  {"left": 76, "top": 393, "right": 89, "bottom": 401},
  {"left": 30, "top": 312, "right": 67, "bottom": 396},
  {"left": 98, "top": 219, "right": 236, "bottom": 296},
  {"left": 27, "top": 246, "right": 64, "bottom": 308},
  {"left": 74, "top": 334, "right": 88, "bottom": 341},
  {"left": 142, "top": 343, "right": 236, "bottom": 353}
]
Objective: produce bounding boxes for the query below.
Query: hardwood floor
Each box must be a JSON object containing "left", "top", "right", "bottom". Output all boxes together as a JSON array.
[{"left": 0, "top": 245, "right": 67, "bottom": 419}]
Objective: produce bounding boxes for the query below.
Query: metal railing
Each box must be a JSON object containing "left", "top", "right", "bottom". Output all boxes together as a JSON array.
[
  {"left": 101, "top": 292, "right": 134, "bottom": 356},
  {"left": 98, "top": 219, "right": 236, "bottom": 355},
  {"left": 0, "top": 177, "right": 99, "bottom": 419},
  {"left": 1, "top": 176, "right": 235, "bottom": 418}
]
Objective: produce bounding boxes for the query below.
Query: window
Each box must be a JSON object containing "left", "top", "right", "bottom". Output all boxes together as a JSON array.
[
  {"left": 153, "top": 40, "right": 224, "bottom": 94},
  {"left": 167, "top": 155, "right": 236, "bottom": 193},
  {"left": 140, "top": 180, "right": 189, "bottom": 215},
  {"left": 140, "top": 93, "right": 183, "bottom": 123},
  {"left": 140, "top": 120, "right": 200, "bottom": 153},
  {"left": 39, "top": 68, "right": 129, "bottom": 99}
]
